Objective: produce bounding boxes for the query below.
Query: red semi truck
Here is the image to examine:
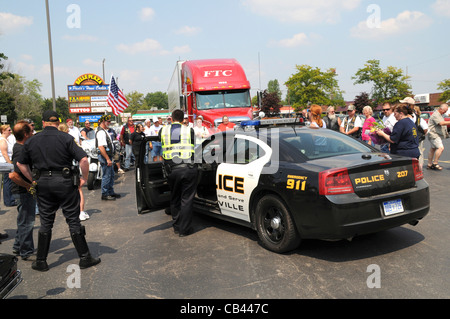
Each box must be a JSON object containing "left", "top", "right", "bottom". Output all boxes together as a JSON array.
[{"left": 168, "top": 59, "right": 253, "bottom": 128}]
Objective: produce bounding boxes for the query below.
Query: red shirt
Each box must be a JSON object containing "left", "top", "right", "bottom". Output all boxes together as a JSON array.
[{"left": 217, "top": 122, "right": 235, "bottom": 132}]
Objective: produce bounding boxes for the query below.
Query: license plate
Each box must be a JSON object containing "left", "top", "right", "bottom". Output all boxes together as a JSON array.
[{"left": 383, "top": 199, "right": 404, "bottom": 216}]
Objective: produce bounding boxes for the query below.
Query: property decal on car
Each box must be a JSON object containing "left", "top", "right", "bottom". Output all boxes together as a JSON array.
[
  {"left": 286, "top": 175, "right": 307, "bottom": 191},
  {"left": 354, "top": 174, "right": 385, "bottom": 185},
  {"left": 216, "top": 174, "right": 245, "bottom": 194}
]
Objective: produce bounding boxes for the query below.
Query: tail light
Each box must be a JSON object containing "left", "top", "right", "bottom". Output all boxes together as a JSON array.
[
  {"left": 319, "top": 168, "right": 354, "bottom": 195},
  {"left": 412, "top": 158, "right": 423, "bottom": 181}
]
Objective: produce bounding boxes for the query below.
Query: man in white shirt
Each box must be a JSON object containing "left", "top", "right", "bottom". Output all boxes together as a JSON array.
[
  {"left": 148, "top": 117, "right": 163, "bottom": 162},
  {"left": 96, "top": 115, "right": 120, "bottom": 200},
  {"left": 143, "top": 119, "right": 152, "bottom": 137},
  {"left": 382, "top": 102, "right": 397, "bottom": 131},
  {"left": 340, "top": 104, "right": 363, "bottom": 138},
  {"left": 67, "top": 119, "right": 82, "bottom": 145},
  {"left": 380, "top": 102, "right": 397, "bottom": 153}
]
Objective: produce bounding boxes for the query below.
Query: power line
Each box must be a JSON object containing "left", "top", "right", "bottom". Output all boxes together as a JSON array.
[{"left": 408, "top": 52, "right": 450, "bottom": 68}]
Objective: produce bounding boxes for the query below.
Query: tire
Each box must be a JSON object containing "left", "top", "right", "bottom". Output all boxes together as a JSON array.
[
  {"left": 87, "top": 172, "right": 96, "bottom": 190},
  {"left": 255, "top": 195, "right": 301, "bottom": 253}
]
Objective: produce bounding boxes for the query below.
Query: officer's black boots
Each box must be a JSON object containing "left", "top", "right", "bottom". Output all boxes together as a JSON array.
[
  {"left": 32, "top": 231, "right": 52, "bottom": 272},
  {"left": 71, "top": 226, "right": 101, "bottom": 269}
]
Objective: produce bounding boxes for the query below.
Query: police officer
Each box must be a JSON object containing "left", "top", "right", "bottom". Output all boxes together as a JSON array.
[
  {"left": 159, "top": 109, "right": 197, "bottom": 237},
  {"left": 17, "top": 110, "right": 100, "bottom": 271}
]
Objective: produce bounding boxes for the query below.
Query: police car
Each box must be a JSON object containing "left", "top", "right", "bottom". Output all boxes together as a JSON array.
[{"left": 135, "top": 118, "right": 430, "bottom": 253}]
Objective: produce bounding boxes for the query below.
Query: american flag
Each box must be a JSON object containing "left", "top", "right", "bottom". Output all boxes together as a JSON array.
[{"left": 107, "top": 75, "right": 129, "bottom": 116}]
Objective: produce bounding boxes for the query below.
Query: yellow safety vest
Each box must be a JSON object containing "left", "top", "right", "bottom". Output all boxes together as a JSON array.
[{"left": 161, "top": 124, "right": 195, "bottom": 160}]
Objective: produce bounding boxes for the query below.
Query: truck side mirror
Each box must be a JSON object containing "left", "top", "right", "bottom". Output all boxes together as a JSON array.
[
  {"left": 257, "top": 91, "right": 262, "bottom": 108},
  {"left": 180, "top": 95, "right": 186, "bottom": 109}
]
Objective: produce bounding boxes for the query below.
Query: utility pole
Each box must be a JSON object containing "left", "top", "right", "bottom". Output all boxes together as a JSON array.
[{"left": 45, "top": 0, "right": 56, "bottom": 111}]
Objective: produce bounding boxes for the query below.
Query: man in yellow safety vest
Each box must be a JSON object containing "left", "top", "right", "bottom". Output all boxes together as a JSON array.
[{"left": 159, "top": 109, "right": 197, "bottom": 237}]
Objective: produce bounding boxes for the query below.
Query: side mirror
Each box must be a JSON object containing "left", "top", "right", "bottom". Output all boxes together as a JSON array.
[{"left": 180, "top": 95, "right": 187, "bottom": 109}]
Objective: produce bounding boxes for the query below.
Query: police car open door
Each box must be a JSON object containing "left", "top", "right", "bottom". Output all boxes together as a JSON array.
[
  {"left": 136, "top": 136, "right": 171, "bottom": 214},
  {"left": 215, "top": 134, "right": 272, "bottom": 222}
]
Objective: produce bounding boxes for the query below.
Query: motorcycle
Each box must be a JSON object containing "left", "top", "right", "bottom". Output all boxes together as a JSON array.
[
  {"left": 81, "top": 139, "right": 102, "bottom": 190},
  {"left": 81, "top": 139, "right": 124, "bottom": 190}
]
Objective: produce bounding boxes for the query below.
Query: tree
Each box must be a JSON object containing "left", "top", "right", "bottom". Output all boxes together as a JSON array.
[
  {"left": 352, "top": 59, "right": 411, "bottom": 107},
  {"left": 1, "top": 74, "right": 43, "bottom": 121},
  {"left": 437, "top": 79, "right": 450, "bottom": 103},
  {"left": 0, "top": 53, "right": 14, "bottom": 87},
  {"left": 285, "top": 65, "right": 344, "bottom": 110},
  {"left": 125, "top": 91, "right": 145, "bottom": 115},
  {"left": 353, "top": 92, "right": 371, "bottom": 114},
  {"left": 267, "top": 79, "right": 282, "bottom": 100},
  {"left": 260, "top": 90, "right": 281, "bottom": 117},
  {"left": 144, "top": 91, "right": 168, "bottom": 110},
  {"left": 0, "top": 91, "right": 17, "bottom": 124}
]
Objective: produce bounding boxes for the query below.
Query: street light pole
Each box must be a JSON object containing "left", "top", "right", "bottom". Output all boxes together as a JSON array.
[
  {"left": 45, "top": 0, "right": 56, "bottom": 111},
  {"left": 102, "top": 58, "right": 105, "bottom": 82}
]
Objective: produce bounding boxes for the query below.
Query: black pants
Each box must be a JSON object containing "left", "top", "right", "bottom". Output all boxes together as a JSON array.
[
  {"left": 167, "top": 165, "right": 198, "bottom": 234},
  {"left": 36, "top": 176, "right": 81, "bottom": 233}
]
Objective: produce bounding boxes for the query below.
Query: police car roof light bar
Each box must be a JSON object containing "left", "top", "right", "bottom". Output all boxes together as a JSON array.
[{"left": 240, "top": 117, "right": 305, "bottom": 129}]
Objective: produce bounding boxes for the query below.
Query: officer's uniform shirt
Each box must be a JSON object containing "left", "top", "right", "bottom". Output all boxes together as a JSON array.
[
  {"left": 19, "top": 126, "right": 86, "bottom": 171},
  {"left": 158, "top": 122, "right": 195, "bottom": 165}
]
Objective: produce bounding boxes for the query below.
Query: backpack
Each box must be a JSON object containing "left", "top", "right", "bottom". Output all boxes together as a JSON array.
[{"left": 415, "top": 117, "right": 425, "bottom": 142}]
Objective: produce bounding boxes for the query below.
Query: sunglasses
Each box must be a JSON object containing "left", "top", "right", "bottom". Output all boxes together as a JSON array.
[{"left": 383, "top": 109, "right": 390, "bottom": 112}]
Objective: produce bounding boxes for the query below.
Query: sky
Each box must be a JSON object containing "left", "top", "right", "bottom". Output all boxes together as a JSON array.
[{"left": 1, "top": 0, "right": 450, "bottom": 102}]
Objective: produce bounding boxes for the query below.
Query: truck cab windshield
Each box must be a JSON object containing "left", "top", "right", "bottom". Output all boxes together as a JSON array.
[{"left": 196, "top": 90, "right": 251, "bottom": 110}]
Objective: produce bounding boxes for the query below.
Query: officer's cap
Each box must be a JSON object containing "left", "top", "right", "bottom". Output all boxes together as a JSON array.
[
  {"left": 99, "top": 114, "right": 112, "bottom": 123},
  {"left": 43, "top": 110, "right": 60, "bottom": 122}
]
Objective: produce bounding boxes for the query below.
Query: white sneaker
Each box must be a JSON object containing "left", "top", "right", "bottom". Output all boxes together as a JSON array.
[
  {"left": 118, "top": 168, "right": 125, "bottom": 174},
  {"left": 79, "top": 211, "right": 90, "bottom": 221}
]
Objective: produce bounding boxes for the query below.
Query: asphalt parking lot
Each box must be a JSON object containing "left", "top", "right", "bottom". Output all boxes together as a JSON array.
[{"left": 1, "top": 139, "right": 450, "bottom": 301}]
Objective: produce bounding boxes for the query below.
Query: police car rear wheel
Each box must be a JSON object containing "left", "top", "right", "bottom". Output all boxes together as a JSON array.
[{"left": 255, "top": 195, "right": 300, "bottom": 253}]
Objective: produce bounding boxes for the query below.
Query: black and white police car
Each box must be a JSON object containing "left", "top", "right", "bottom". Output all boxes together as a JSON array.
[{"left": 135, "top": 118, "right": 430, "bottom": 253}]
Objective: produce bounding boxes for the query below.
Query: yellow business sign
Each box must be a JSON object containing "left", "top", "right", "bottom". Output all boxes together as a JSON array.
[
  {"left": 69, "top": 96, "right": 91, "bottom": 103},
  {"left": 74, "top": 73, "right": 104, "bottom": 86}
]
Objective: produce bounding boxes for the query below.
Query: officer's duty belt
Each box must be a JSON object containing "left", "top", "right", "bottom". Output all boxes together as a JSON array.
[{"left": 39, "top": 168, "right": 72, "bottom": 177}]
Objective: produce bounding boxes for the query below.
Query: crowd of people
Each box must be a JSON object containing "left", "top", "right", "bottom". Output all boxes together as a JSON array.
[
  {"left": 1, "top": 102, "right": 449, "bottom": 268},
  {"left": 304, "top": 98, "right": 450, "bottom": 170},
  {"left": 1, "top": 111, "right": 100, "bottom": 271}
]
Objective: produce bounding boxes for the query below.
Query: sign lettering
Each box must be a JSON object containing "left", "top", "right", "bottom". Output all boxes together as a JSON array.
[
  {"left": 69, "top": 108, "right": 91, "bottom": 114},
  {"left": 217, "top": 175, "right": 244, "bottom": 194},
  {"left": 203, "top": 70, "right": 233, "bottom": 78},
  {"left": 74, "top": 73, "right": 104, "bottom": 85}
]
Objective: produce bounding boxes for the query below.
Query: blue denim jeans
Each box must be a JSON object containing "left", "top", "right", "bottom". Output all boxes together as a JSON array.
[
  {"left": 99, "top": 154, "right": 115, "bottom": 196},
  {"left": 124, "top": 144, "right": 135, "bottom": 169},
  {"left": 380, "top": 143, "right": 390, "bottom": 154},
  {"left": 3, "top": 173, "right": 17, "bottom": 206},
  {"left": 13, "top": 192, "right": 36, "bottom": 258}
]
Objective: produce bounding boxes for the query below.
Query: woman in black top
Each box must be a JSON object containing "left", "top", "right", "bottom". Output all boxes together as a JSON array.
[{"left": 130, "top": 123, "right": 146, "bottom": 160}]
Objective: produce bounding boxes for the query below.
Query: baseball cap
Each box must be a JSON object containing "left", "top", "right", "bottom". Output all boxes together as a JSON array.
[
  {"left": 347, "top": 104, "right": 356, "bottom": 111},
  {"left": 43, "top": 110, "right": 60, "bottom": 122},
  {"left": 99, "top": 114, "right": 112, "bottom": 123},
  {"left": 399, "top": 97, "right": 415, "bottom": 104}
]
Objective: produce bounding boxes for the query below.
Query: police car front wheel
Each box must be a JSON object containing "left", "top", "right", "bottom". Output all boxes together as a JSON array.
[{"left": 255, "top": 195, "right": 300, "bottom": 253}]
